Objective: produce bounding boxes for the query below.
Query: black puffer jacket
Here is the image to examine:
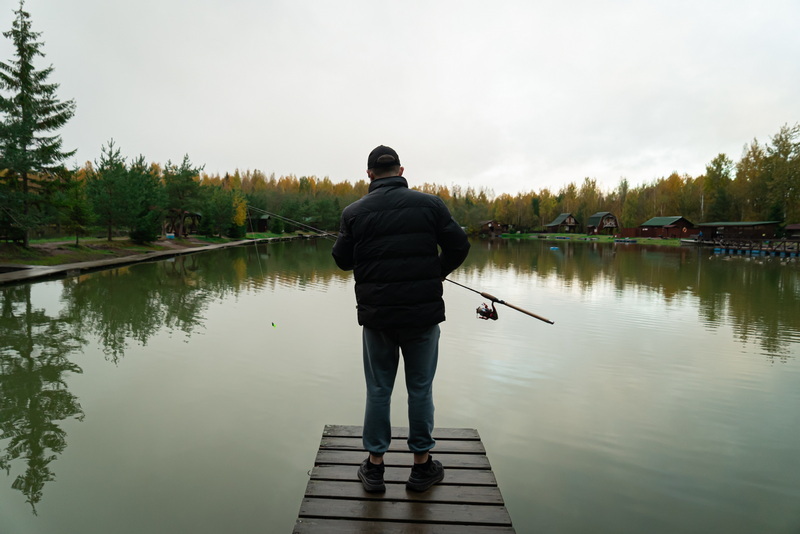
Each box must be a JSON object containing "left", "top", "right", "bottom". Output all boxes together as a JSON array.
[{"left": 332, "top": 176, "right": 470, "bottom": 329}]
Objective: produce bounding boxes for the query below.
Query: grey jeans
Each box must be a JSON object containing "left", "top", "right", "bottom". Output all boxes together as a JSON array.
[{"left": 361, "top": 324, "right": 441, "bottom": 454}]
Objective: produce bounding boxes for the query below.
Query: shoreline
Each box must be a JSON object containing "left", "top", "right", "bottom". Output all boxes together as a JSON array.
[
  {"left": 8, "top": 232, "right": 782, "bottom": 287},
  {"left": 0, "top": 235, "right": 302, "bottom": 286}
]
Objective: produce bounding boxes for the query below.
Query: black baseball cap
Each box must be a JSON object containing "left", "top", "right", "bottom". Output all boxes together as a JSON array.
[{"left": 367, "top": 145, "right": 401, "bottom": 169}]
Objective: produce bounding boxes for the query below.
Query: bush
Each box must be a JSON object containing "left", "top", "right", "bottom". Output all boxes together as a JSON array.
[
  {"left": 129, "top": 212, "right": 162, "bottom": 244},
  {"left": 226, "top": 224, "right": 246, "bottom": 239},
  {"left": 197, "top": 215, "right": 216, "bottom": 237},
  {"left": 269, "top": 217, "right": 284, "bottom": 234}
]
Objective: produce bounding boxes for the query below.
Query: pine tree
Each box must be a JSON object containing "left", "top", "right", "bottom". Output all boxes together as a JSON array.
[
  {"left": 86, "top": 139, "right": 128, "bottom": 241},
  {"left": 0, "top": 0, "right": 76, "bottom": 246},
  {"left": 55, "top": 169, "right": 93, "bottom": 246},
  {"left": 127, "top": 155, "right": 165, "bottom": 244},
  {"left": 765, "top": 124, "right": 800, "bottom": 223},
  {"left": 163, "top": 155, "right": 203, "bottom": 237},
  {"left": 703, "top": 154, "right": 734, "bottom": 222}
]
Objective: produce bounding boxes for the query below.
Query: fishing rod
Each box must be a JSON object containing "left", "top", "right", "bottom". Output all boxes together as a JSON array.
[
  {"left": 445, "top": 278, "right": 555, "bottom": 325},
  {"left": 247, "top": 205, "right": 553, "bottom": 324}
]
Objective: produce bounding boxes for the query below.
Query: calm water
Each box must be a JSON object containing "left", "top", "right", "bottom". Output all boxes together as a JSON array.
[{"left": 1, "top": 238, "right": 799, "bottom": 533}]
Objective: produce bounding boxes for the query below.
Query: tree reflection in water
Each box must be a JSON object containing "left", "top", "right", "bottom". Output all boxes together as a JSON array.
[
  {"left": 468, "top": 239, "right": 800, "bottom": 362},
  {"left": 2, "top": 238, "right": 798, "bottom": 514},
  {"left": 0, "top": 285, "right": 85, "bottom": 514},
  {"left": 0, "top": 243, "right": 330, "bottom": 512}
]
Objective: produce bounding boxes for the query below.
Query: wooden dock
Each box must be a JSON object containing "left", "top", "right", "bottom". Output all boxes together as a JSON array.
[
  {"left": 294, "top": 425, "right": 515, "bottom": 533},
  {"left": 712, "top": 238, "right": 800, "bottom": 257}
]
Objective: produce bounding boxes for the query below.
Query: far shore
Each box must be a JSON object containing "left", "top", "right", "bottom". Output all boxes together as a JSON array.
[
  {"left": 1, "top": 232, "right": 684, "bottom": 270},
  {"left": 0, "top": 231, "right": 705, "bottom": 287}
]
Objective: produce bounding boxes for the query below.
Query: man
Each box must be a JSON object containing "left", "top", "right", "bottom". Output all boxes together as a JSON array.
[{"left": 332, "top": 145, "right": 470, "bottom": 493}]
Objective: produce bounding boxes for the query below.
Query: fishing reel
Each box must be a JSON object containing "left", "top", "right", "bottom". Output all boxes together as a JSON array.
[{"left": 476, "top": 302, "right": 499, "bottom": 321}]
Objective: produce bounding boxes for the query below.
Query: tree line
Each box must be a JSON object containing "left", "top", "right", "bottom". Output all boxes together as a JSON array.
[
  {"left": 194, "top": 123, "right": 800, "bottom": 237},
  {"left": 483, "top": 124, "right": 799, "bottom": 234},
  {"left": 2, "top": 1, "right": 798, "bottom": 248}
]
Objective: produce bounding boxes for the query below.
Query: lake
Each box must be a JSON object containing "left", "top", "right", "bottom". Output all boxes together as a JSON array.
[{"left": 1, "top": 238, "right": 799, "bottom": 533}]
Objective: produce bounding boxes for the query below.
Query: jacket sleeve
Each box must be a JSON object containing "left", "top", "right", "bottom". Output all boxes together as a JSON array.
[
  {"left": 436, "top": 204, "right": 470, "bottom": 277},
  {"left": 331, "top": 213, "right": 355, "bottom": 271}
]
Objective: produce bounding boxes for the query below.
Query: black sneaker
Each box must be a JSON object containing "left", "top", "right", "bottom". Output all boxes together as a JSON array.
[
  {"left": 406, "top": 456, "right": 444, "bottom": 492},
  {"left": 357, "top": 459, "right": 386, "bottom": 493}
]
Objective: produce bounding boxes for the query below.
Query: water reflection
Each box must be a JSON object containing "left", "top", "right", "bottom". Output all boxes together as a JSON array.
[
  {"left": 0, "top": 241, "right": 347, "bottom": 511},
  {"left": 468, "top": 239, "right": 800, "bottom": 361},
  {"left": 61, "top": 261, "right": 211, "bottom": 363},
  {"left": 1, "top": 237, "right": 798, "bottom": 517},
  {"left": 57, "top": 241, "right": 344, "bottom": 363},
  {"left": 0, "top": 285, "right": 85, "bottom": 514}
]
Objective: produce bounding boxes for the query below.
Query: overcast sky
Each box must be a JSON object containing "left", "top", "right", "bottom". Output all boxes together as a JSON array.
[{"left": 4, "top": 0, "right": 799, "bottom": 196}]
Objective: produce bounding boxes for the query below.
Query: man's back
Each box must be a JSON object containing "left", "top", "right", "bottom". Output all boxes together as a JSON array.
[{"left": 332, "top": 175, "right": 469, "bottom": 330}]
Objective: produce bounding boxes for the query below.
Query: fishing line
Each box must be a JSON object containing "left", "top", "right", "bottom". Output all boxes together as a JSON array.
[
  {"left": 246, "top": 207, "right": 265, "bottom": 277},
  {"left": 246, "top": 206, "right": 337, "bottom": 241}
]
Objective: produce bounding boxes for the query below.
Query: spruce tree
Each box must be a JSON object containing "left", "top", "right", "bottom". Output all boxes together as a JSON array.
[
  {"left": 163, "top": 155, "right": 203, "bottom": 238},
  {"left": 86, "top": 139, "right": 128, "bottom": 241},
  {"left": 0, "top": 0, "right": 76, "bottom": 246},
  {"left": 127, "top": 155, "right": 165, "bottom": 244}
]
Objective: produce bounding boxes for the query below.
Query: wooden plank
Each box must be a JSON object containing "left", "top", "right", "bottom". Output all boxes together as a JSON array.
[
  {"left": 315, "top": 450, "right": 491, "bottom": 469},
  {"left": 310, "top": 465, "right": 498, "bottom": 486},
  {"left": 293, "top": 518, "right": 515, "bottom": 533},
  {"left": 304, "top": 480, "right": 505, "bottom": 504},
  {"left": 299, "top": 498, "right": 513, "bottom": 526},
  {"left": 320, "top": 436, "right": 486, "bottom": 454},
  {"left": 323, "top": 425, "right": 480, "bottom": 440}
]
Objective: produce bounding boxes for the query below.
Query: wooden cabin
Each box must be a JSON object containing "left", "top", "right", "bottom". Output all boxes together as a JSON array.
[
  {"left": 696, "top": 221, "right": 780, "bottom": 240},
  {"left": 545, "top": 213, "right": 579, "bottom": 233},
  {"left": 785, "top": 223, "right": 800, "bottom": 239},
  {"left": 586, "top": 212, "right": 619, "bottom": 235},
  {"left": 638, "top": 216, "right": 694, "bottom": 238},
  {"left": 247, "top": 214, "right": 271, "bottom": 233},
  {"left": 479, "top": 220, "right": 509, "bottom": 237}
]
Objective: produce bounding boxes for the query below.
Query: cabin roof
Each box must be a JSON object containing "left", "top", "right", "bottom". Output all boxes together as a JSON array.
[
  {"left": 587, "top": 212, "right": 614, "bottom": 226},
  {"left": 641, "top": 216, "right": 691, "bottom": 227},
  {"left": 546, "top": 213, "right": 574, "bottom": 226}
]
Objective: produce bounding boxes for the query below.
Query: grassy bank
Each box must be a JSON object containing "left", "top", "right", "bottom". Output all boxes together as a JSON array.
[{"left": 0, "top": 233, "right": 287, "bottom": 267}]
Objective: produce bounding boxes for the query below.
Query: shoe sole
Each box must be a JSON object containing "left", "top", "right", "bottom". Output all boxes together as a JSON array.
[
  {"left": 406, "top": 470, "right": 445, "bottom": 492},
  {"left": 358, "top": 469, "right": 386, "bottom": 493}
]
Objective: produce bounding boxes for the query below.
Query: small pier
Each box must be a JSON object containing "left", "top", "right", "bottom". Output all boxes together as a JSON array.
[
  {"left": 713, "top": 238, "right": 800, "bottom": 257},
  {"left": 294, "top": 424, "right": 515, "bottom": 533}
]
